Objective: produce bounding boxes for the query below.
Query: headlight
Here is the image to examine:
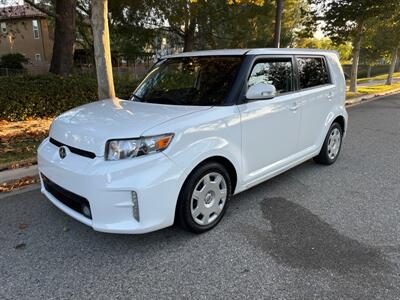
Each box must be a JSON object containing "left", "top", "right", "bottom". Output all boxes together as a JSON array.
[{"left": 105, "top": 133, "right": 174, "bottom": 161}]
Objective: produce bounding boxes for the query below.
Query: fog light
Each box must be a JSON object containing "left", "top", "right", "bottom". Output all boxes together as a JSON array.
[
  {"left": 131, "top": 191, "right": 140, "bottom": 222},
  {"left": 82, "top": 204, "right": 92, "bottom": 219}
]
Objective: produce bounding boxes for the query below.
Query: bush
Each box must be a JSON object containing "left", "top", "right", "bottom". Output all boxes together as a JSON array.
[
  {"left": 342, "top": 64, "right": 391, "bottom": 79},
  {"left": 0, "top": 74, "right": 138, "bottom": 121},
  {"left": 0, "top": 53, "right": 29, "bottom": 69}
]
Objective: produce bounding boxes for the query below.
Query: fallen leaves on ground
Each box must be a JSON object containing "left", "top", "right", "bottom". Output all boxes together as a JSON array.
[
  {"left": 0, "top": 118, "right": 52, "bottom": 169},
  {"left": 0, "top": 176, "right": 40, "bottom": 193},
  {"left": 18, "top": 223, "right": 28, "bottom": 230},
  {"left": 0, "top": 118, "right": 52, "bottom": 140}
]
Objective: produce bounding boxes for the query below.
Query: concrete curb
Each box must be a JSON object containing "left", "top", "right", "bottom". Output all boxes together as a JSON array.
[
  {"left": 345, "top": 88, "right": 400, "bottom": 106},
  {"left": 0, "top": 165, "right": 38, "bottom": 185}
]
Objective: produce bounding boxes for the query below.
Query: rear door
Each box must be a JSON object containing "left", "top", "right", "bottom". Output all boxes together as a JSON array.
[
  {"left": 238, "top": 56, "right": 302, "bottom": 183},
  {"left": 294, "top": 56, "right": 336, "bottom": 151}
]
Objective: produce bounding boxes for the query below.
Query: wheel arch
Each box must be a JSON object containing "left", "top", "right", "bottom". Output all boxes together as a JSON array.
[
  {"left": 180, "top": 155, "right": 238, "bottom": 197},
  {"left": 333, "top": 115, "right": 346, "bottom": 133},
  {"left": 174, "top": 155, "right": 238, "bottom": 224}
]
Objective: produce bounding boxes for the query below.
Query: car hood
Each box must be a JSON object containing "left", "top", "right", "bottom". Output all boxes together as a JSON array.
[{"left": 50, "top": 99, "right": 211, "bottom": 157}]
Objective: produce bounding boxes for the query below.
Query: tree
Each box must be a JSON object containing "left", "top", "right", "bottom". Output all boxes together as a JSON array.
[
  {"left": 50, "top": 0, "right": 77, "bottom": 74},
  {"left": 274, "top": 0, "right": 284, "bottom": 48},
  {"left": 359, "top": 6, "right": 400, "bottom": 84},
  {"left": 108, "top": 0, "right": 308, "bottom": 56},
  {"left": 108, "top": 0, "right": 158, "bottom": 63},
  {"left": 152, "top": 0, "right": 200, "bottom": 52},
  {"left": 25, "top": 0, "right": 77, "bottom": 75},
  {"left": 312, "top": 0, "right": 396, "bottom": 92},
  {"left": 296, "top": 37, "right": 352, "bottom": 63},
  {"left": 359, "top": 20, "right": 390, "bottom": 78},
  {"left": 91, "top": 0, "right": 115, "bottom": 99},
  {"left": 383, "top": 8, "right": 400, "bottom": 85}
]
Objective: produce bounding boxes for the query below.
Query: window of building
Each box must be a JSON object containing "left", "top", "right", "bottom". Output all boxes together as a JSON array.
[
  {"left": 0, "top": 22, "right": 6, "bottom": 34},
  {"left": 35, "top": 54, "right": 42, "bottom": 62},
  {"left": 296, "top": 57, "right": 330, "bottom": 89},
  {"left": 248, "top": 58, "right": 294, "bottom": 94},
  {"left": 32, "top": 20, "right": 40, "bottom": 39}
]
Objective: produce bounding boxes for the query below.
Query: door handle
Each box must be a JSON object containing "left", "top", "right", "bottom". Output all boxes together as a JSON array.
[
  {"left": 328, "top": 92, "right": 334, "bottom": 101},
  {"left": 289, "top": 102, "right": 299, "bottom": 111}
]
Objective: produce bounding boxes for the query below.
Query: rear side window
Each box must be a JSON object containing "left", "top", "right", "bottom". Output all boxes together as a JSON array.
[
  {"left": 296, "top": 57, "right": 330, "bottom": 89},
  {"left": 248, "top": 58, "right": 294, "bottom": 94}
]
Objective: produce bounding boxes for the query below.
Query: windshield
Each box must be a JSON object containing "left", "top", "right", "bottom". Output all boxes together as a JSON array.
[{"left": 132, "top": 56, "right": 243, "bottom": 106}]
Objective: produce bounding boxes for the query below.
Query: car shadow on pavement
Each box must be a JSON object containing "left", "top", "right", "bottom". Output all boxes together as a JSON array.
[{"left": 248, "top": 197, "right": 392, "bottom": 274}]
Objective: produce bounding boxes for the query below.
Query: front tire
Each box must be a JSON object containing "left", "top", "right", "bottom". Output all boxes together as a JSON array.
[
  {"left": 314, "top": 122, "right": 343, "bottom": 165},
  {"left": 176, "top": 162, "right": 232, "bottom": 233}
]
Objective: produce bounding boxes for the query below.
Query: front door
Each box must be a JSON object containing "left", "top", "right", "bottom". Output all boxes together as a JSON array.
[{"left": 238, "top": 57, "right": 302, "bottom": 184}]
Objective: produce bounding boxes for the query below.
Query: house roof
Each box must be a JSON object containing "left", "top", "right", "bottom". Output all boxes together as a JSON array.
[{"left": 0, "top": 4, "right": 47, "bottom": 21}]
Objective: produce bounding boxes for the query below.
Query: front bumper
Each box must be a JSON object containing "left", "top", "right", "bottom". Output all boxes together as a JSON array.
[{"left": 38, "top": 138, "right": 185, "bottom": 234}]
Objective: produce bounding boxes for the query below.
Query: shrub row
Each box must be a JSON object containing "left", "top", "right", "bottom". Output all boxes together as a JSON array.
[
  {"left": 0, "top": 74, "right": 138, "bottom": 121},
  {"left": 342, "top": 64, "right": 395, "bottom": 79}
]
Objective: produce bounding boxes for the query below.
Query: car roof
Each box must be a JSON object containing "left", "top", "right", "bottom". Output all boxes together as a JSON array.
[{"left": 163, "top": 48, "right": 338, "bottom": 58}]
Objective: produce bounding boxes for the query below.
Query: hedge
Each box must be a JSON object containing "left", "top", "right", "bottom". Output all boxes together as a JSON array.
[
  {"left": 341, "top": 64, "right": 395, "bottom": 79},
  {"left": 0, "top": 74, "right": 139, "bottom": 121}
]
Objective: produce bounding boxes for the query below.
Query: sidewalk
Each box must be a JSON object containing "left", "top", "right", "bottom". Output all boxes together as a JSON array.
[{"left": 0, "top": 165, "right": 38, "bottom": 184}]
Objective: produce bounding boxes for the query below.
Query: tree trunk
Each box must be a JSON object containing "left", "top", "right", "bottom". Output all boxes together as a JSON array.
[
  {"left": 273, "top": 0, "right": 284, "bottom": 48},
  {"left": 386, "top": 45, "right": 399, "bottom": 85},
  {"left": 197, "top": 14, "right": 208, "bottom": 50},
  {"left": 366, "top": 65, "right": 372, "bottom": 78},
  {"left": 91, "top": 0, "right": 115, "bottom": 100},
  {"left": 349, "top": 21, "right": 364, "bottom": 93},
  {"left": 49, "top": 0, "right": 76, "bottom": 75},
  {"left": 183, "top": 29, "right": 195, "bottom": 52}
]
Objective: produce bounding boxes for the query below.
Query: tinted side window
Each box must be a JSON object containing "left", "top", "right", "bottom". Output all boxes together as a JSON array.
[
  {"left": 248, "top": 59, "right": 294, "bottom": 94},
  {"left": 296, "top": 57, "right": 329, "bottom": 89}
]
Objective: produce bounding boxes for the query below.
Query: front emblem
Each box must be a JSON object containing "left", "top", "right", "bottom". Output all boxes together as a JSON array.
[{"left": 59, "top": 146, "right": 67, "bottom": 159}]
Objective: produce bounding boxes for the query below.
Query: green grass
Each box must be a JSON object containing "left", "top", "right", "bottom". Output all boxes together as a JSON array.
[
  {"left": 345, "top": 91, "right": 364, "bottom": 99},
  {"left": 346, "top": 82, "right": 400, "bottom": 99},
  {"left": 358, "top": 82, "right": 400, "bottom": 93}
]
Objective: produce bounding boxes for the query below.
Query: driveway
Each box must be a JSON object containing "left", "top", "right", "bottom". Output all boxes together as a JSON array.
[{"left": 1, "top": 94, "right": 400, "bottom": 299}]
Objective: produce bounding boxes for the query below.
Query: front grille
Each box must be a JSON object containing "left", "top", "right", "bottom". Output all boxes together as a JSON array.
[
  {"left": 42, "top": 174, "right": 92, "bottom": 219},
  {"left": 49, "top": 138, "right": 96, "bottom": 159}
]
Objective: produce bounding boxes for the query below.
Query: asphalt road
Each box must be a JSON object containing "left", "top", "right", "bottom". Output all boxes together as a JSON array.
[{"left": 1, "top": 94, "right": 400, "bottom": 299}]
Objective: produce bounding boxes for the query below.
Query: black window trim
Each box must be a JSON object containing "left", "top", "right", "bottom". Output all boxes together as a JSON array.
[
  {"left": 237, "top": 54, "right": 298, "bottom": 104},
  {"left": 294, "top": 55, "right": 333, "bottom": 91}
]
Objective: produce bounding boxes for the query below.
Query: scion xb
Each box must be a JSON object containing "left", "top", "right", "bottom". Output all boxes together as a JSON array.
[{"left": 38, "top": 49, "right": 348, "bottom": 234}]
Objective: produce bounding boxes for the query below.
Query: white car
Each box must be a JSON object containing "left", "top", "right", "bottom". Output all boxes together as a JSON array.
[{"left": 38, "top": 49, "right": 348, "bottom": 234}]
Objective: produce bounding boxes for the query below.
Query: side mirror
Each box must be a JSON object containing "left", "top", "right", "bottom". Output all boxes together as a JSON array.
[{"left": 246, "top": 83, "right": 276, "bottom": 100}]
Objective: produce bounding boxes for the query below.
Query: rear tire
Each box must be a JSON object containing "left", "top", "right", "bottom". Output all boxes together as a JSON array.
[
  {"left": 176, "top": 162, "right": 232, "bottom": 234},
  {"left": 314, "top": 122, "right": 343, "bottom": 165}
]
